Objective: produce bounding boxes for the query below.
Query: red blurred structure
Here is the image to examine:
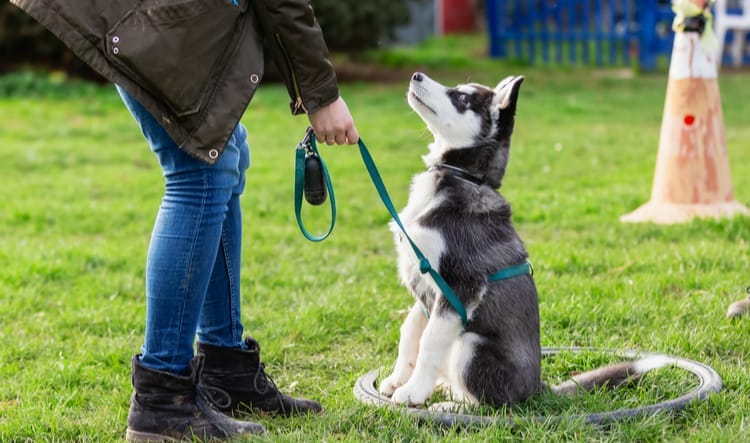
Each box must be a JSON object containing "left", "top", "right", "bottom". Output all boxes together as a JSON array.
[{"left": 439, "top": 0, "right": 477, "bottom": 34}]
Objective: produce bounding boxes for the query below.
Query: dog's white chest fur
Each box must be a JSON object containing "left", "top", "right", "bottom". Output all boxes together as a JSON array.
[{"left": 391, "top": 172, "right": 446, "bottom": 302}]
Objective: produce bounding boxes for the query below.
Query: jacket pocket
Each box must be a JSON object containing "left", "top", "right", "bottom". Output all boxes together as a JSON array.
[{"left": 105, "top": 0, "right": 243, "bottom": 117}]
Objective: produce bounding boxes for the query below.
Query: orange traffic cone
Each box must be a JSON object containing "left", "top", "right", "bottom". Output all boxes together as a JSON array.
[{"left": 621, "top": 1, "right": 749, "bottom": 224}]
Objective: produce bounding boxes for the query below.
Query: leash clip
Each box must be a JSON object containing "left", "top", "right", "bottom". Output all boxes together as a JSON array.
[{"left": 297, "top": 127, "right": 315, "bottom": 156}]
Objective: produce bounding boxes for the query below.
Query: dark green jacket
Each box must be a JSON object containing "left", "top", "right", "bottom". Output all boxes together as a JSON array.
[{"left": 10, "top": 0, "right": 340, "bottom": 164}]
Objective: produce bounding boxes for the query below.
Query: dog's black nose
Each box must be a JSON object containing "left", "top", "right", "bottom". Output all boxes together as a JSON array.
[{"left": 412, "top": 72, "right": 424, "bottom": 82}]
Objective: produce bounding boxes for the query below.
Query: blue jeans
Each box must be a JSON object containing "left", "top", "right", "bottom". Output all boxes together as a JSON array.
[{"left": 117, "top": 87, "right": 250, "bottom": 374}]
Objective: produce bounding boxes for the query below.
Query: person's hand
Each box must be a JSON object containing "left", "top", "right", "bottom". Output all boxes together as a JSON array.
[{"left": 308, "top": 97, "right": 359, "bottom": 145}]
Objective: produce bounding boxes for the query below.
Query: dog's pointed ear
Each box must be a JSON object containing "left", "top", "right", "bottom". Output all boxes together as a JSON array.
[{"left": 493, "top": 76, "right": 524, "bottom": 112}]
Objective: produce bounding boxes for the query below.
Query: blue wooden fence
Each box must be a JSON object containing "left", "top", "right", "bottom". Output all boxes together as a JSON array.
[
  {"left": 485, "top": 0, "right": 677, "bottom": 70},
  {"left": 720, "top": 1, "right": 750, "bottom": 66}
]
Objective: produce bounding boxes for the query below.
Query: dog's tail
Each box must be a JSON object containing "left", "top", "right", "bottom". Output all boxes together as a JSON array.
[{"left": 549, "top": 355, "right": 671, "bottom": 395}]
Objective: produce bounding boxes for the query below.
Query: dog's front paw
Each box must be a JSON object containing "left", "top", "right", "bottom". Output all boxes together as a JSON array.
[
  {"left": 391, "top": 380, "right": 433, "bottom": 406},
  {"left": 379, "top": 374, "right": 406, "bottom": 397}
]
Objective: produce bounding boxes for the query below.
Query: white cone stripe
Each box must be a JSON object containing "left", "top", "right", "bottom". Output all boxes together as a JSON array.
[{"left": 669, "top": 32, "right": 718, "bottom": 80}]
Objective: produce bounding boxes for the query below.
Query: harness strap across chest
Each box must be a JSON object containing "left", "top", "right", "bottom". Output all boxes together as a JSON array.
[{"left": 417, "top": 260, "right": 533, "bottom": 321}]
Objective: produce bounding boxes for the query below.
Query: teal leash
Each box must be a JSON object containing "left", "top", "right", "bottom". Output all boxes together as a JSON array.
[
  {"left": 294, "top": 129, "right": 533, "bottom": 328},
  {"left": 356, "top": 137, "right": 469, "bottom": 327}
]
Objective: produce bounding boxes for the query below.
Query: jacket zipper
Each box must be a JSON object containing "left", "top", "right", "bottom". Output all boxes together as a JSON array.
[{"left": 274, "top": 33, "right": 306, "bottom": 113}]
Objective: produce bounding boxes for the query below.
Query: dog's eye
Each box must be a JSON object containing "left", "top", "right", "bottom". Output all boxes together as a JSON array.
[{"left": 456, "top": 93, "right": 469, "bottom": 104}]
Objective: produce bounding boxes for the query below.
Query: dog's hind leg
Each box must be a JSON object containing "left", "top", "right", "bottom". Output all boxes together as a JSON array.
[
  {"left": 380, "top": 303, "right": 428, "bottom": 396},
  {"left": 427, "top": 333, "right": 482, "bottom": 413},
  {"left": 391, "top": 312, "right": 463, "bottom": 406}
]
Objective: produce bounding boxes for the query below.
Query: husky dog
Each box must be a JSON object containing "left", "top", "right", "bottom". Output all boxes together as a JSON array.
[{"left": 378, "top": 73, "right": 665, "bottom": 408}]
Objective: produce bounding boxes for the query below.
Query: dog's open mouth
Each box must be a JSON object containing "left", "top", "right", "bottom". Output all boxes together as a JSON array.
[{"left": 409, "top": 92, "right": 437, "bottom": 115}]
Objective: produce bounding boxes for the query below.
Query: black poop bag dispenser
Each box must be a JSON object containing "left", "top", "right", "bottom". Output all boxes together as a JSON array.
[{"left": 294, "top": 127, "right": 336, "bottom": 241}]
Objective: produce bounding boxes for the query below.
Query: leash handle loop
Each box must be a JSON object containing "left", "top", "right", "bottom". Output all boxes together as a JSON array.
[{"left": 294, "top": 130, "right": 336, "bottom": 242}]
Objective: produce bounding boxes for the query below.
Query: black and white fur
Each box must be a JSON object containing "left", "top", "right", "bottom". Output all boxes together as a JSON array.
[{"left": 379, "top": 73, "right": 667, "bottom": 408}]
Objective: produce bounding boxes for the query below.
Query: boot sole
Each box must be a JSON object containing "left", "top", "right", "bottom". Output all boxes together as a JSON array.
[
  {"left": 125, "top": 428, "right": 178, "bottom": 443},
  {"left": 126, "top": 424, "right": 265, "bottom": 441}
]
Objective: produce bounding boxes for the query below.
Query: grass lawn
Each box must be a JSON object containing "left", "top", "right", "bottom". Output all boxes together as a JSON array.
[{"left": 1, "top": 45, "right": 750, "bottom": 441}]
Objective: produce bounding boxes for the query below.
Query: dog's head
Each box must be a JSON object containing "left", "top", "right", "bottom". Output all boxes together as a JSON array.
[{"left": 407, "top": 72, "right": 523, "bottom": 167}]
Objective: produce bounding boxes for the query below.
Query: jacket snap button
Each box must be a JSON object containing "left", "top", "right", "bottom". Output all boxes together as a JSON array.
[
  {"left": 250, "top": 74, "right": 259, "bottom": 84},
  {"left": 208, "top": 149, "right": 220, "bottom": 160},
  {"left": 113, "top": 47, "right": 119, "bottom": 55},
  {"left": 112, "top": 36, "right": 120, "bottom": 43}
]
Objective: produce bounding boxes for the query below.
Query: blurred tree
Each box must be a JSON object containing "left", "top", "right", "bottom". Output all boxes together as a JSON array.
[
  {"left": 0, "top": 2, "right": 102, "bottom": 79},
  {"left": 0, "top": 2, "right": 58, "bottom": 55},
  {"left": 311, "top": 0, "right": 411, "bottom": 52},
  {"left": 0, "top": 1, "right": 410, "bottom": 77}
]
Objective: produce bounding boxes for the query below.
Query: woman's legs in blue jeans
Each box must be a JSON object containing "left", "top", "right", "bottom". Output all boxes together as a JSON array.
[{"left": 117, "top": 86, "right": 250, "bottom": 374}]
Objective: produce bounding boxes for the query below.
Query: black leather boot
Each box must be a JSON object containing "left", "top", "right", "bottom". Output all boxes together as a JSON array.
[
  {"left": 125, "top": 354, "right": 265, "bottom": 442},
  {"left": 197, "top": 337, "right": 323, "bottom": 416}
]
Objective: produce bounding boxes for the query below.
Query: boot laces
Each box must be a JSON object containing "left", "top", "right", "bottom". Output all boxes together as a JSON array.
[
  {"left": 253, "top": 363, "right": 277, "bottom": 395},
  {"left": 254, "top": 363, "right": 287, "bottom": 414},
  {"left": 192, "top": 353, "right": 232, "bottom": 410},
  {"left": 197, "top": 383, "right": 233, "bottom": 410}
]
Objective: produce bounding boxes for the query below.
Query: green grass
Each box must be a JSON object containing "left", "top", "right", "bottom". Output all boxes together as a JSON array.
[{"left": 1, "top": 52, "right": 750, "bottom": 441}]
